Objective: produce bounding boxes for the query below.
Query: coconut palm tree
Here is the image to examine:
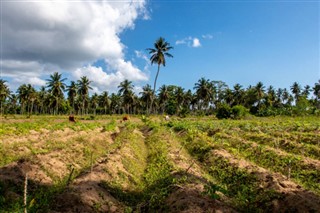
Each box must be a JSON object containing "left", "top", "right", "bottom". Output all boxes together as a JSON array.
[
  {"left": 265, "top": 86, "right": 276, "bottom": 107},
  {"left": 17, "top": 84, "right": 28, "bottom": 115},
  {"left": 46, "top": 72, "right": 67, "bottom": 115},
  {"left": 194, "top": 78, "right": 213, "bottom": 111},
  {"left": 255, "top": 81, "right": 265, "bottom": 109},
  {"left": 66, "top": 81, "right": 78, "bottom": 113},
  {"left": 90, "top": 93, "right": 99, "bottom": 115},
  {"left": 0, "top": 79, "right": 10, "bottom": 115},
  {"left": 158, "top": 85, "right": 170, "bottom": 114},
  {"left": 232, "top": 83, "right": 244, "bottom": 106},
  {"left": 302, "top": 85, "right": 311, "bottom": 97},
  {"left": 118, "top": 79, "right": 134, "bottom": 114},
  {"left": 140, "top": 84, "right": 153, "bottom": 114},
  {"left": 26, "top": 84, "right": 37, "bottom": 116},
  {"left": 313, "top": 80, "right": 320, "bottom": 109},
  {"left": 110, "top": 93, "right": 121, "bottom": 114},
  {"left": 147, "top": 37, "right": 173, "bottom": 113},
  {"left": 99, "top": 91, "right": 110, "bottom": 114},
  {"left": 290, "top": 82, "right": 301, "bottom": 103},
  {"left": 9, "top": 94, "right": 18, "bottom": 114},
  {"left": 175, "top": 86, "right": 185, "bottom": 114},
  {"left": 77, "top": 76, "right": 92, "bottom": 115},
  {"left": 183, "top": 89, "right": 193, "bottom": 111},
  {"left": 37, "top": 86, "right": 47, "bottom": 114}
]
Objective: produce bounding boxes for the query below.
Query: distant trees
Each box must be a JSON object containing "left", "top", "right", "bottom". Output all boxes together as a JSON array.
[
  {"left": 0, "top": 73, "right": 319, "bottom": 117},
  {"left": 77, "top": 76, "right": 92, "bottom": 115}
]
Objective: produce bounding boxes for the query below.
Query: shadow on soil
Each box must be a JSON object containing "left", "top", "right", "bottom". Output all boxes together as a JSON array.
[{"left": 1, "top": 159, "right": 320, "bottom": 212}]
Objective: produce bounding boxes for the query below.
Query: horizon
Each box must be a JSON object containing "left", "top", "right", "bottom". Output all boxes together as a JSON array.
[{"left": 1, "top": 1, "right": 319, "bottom": 94}]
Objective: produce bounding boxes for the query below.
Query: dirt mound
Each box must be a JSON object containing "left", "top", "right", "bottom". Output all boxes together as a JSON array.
[
  {"left": 212, "top": 149, "right": 320, "bottom": 212},
  {"left": 166, "top": 184, "right": 236, "bottom": 213}
]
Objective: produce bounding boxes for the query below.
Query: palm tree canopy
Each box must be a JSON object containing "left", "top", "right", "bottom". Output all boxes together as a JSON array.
[
  {"left": 77, "top": 76, "right": 93, "bottom": 97},
  {"left": 0, "top": 79, "right": 11, "bottom": 101},
  {"left": 147, "top": 37, "right": 173, "bottom": 67},
  {"left": 118, "top": 80, "right": 134, "bottom": 96},
  {"left": 46, "top": 72, "right": 67, "bottom": 98}
]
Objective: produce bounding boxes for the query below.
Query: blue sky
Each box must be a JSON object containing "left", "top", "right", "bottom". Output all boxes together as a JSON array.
[
  {"left": 1, "top": 0, "right": 319, "bottom": 94},
  {"left": 124, "top": 1, "right": 319, "bottom": 91}
]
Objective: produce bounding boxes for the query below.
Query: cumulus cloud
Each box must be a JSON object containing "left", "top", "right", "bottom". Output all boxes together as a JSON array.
[
  {"left": 72, "top": 63, "right": 147, "bottom": 94},
  {"left": 1, "top": 1, "right": 149, "bottom": 92},
  {"left": 175, "top": 36, "right": 201, "bottom": 48},
  {"left": 192, "top": 38, "right": 201, "bottom": 47}
]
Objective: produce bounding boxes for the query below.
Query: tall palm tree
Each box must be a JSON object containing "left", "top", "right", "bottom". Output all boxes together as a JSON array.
[
  {"left": 265, "top": 86, "right": 276, "bottom": 107},
  {"left": 90, "top": 93, "right": 99, "bottom": 115},
  {"left": 140, "top": 84, "right": 153, "bottom": 114},
  {"left": 183, "top": 89, "right": 193, "bottom": 111},
  {"left": 99, "top": 91, "right": 110, "bottom": 114},
  {"left": 255, "top": 81, "right": 265, "bottom": 109},
  {"left": 118, "top": 79, "right": 134, "bottom": 114},
  {"left": 17, "top": 84, "right": 28, "bottom": 115},
  {"left": 46, "top": 72, "right": 67, "bottom": 115},
  {"left": 110, "top": 93, "right": 121, "bottom": 114},
  {"left": 224, "top": 88, "right": 234, "bottom": 106},
  {"left": 38, "top": 86, "right": 47, "bottom": 114},
  {"left": 313, "top": 80, "right": 320, "bottom": 109},
  {"left": 147, "top": 37, "right": 173, "bottom": 113},
  {"left": 175, "top": 86, "right": 185, "bottom": 113},
  {"left": 290, "top": 82, "right": 301, "bottom": 103},
  {"left": 302, "top": 85, "right": 311, "bottom": 97},
  {"left": 232, "top": 83, "right": 244, "bottom": 106},
  {"left": 66, "top": 81, "right": 78, "bottom": 113},
  {"left": 194, "top": 78, "right": 213, "bottom": 111},
  {"left": 158, "top": 85, "right": 170, "bottom": 114},
  {"left": 9, "top": 94, "right": 18, "bottom": 114},
  {"left": 212, "top": 81, "right": 226, "bottom": 107},
  {"left": 0, "top": 79, "right": 10, "bottom": 115},
  {"left": 26, "top": 84, "right": 37, "bottom": 116},
  {"left": 77, "top": 76, "right": 92, "bottom": 115}
]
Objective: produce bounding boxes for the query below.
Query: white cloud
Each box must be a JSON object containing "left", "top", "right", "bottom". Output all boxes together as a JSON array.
[
  {"left": 175, "top": 40, "right": 187, "bottom": 45},
  {"left": 175, "top": 36, "right": 201, "bottom": 48},
  {"left": 72, "top": 63, "right": 147, "bottom": 94},
  {"left": 2, "top": 1, "right": 149, "bottom": 92},
  {"left": 134, "top": 50, "right": 151, "bottom": 72},
  {"left": 192, "top": 38, "right": 201, "bottom": 48},
  {"left": 202, "top": 34, "right": 213, "bottom": 39}
]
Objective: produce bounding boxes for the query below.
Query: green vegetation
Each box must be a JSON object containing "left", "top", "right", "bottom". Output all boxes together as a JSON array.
[
  {"left": 0, "top": 115, "right": 319, "bottom": 212},
  {"left": 0, "top": 69, "right": 319, "bottom": 117}
]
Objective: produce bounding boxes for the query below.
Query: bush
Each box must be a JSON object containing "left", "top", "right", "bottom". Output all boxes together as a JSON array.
[
  {"left": 216, "top": 104, "right": 248, "bottom": 119},
  {"left": 216, "top": 104, "right": 231, "bottom": 119},
  {"left": 231, "top": 105, "right": 248, "bottom": 119}
]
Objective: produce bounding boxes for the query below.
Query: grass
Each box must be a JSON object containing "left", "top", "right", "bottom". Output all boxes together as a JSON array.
[{"left": 1, "top": 115, "right": 319, "bottom": 212}]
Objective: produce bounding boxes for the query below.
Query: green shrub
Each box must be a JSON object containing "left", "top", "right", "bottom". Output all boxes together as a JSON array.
[
  {"left": 216, "top": 104, "right": 231, "bottom": 119},
  {"left": 231, "top": 105, "right": 248, "bottom": 119}
]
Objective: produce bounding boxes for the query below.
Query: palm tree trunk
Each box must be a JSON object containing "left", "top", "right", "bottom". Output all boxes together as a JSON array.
[
  {"left": 153, "top": 64, "right": 160, "bottom": 94},
  {"left": 149, "top": 64, "right": 160, "bottom": 115}
]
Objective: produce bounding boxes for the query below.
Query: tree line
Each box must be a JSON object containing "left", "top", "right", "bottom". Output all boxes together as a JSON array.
[
  {"left": 0, "top": 37, "right": 319, "bottom": 117},
  {"left": 0, "top": 75, "right": 319, "bottom": 117}
]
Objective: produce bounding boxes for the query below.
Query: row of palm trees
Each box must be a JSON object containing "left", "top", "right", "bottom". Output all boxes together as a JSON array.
[
  {"left": 0, "top": 75, "right": 319, "bottom": 116},
  {"left": 1, "top": 37, "right": 319, "bottom": 116}
]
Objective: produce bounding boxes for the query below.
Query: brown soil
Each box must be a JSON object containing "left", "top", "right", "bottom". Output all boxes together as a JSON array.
[
  {"left": 211, "top": 149, "right": 320, "bottom": 212},
  {"left": 164, "top": 132, "right": 236, "bottom": 213},
  {"left": 225, "top": 133, "right": 320, "bottom": 170}
]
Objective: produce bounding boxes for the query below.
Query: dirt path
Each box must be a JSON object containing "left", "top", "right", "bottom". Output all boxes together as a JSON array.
[
  {"left": 160, "top": 129, "right": 237, "bottom": 213},
  {"left": 50, "top": 125, "right": 148, "bottom": 212}
]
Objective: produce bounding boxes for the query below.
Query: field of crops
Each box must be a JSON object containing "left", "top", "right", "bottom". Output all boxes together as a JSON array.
[{"left": 0, "top": 115, "right": 319, "bottom": 212}]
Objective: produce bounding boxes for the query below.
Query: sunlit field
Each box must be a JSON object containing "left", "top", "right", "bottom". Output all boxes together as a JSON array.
[{"left": 1, "top": 115, "right": 319, "bottom": 212}]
